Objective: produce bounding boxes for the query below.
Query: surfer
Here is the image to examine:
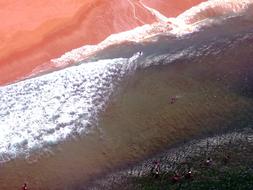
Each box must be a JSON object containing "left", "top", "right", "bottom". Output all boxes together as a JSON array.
[
  {"left": 170, "top": 96, "right": 177, "bottom": 104},
  {"left": 22, "top": 183, "right": 28, "bottom": 190},
  {"left": 151, "top": 161, "right": 160, "bottom": 178},
  {"left": 205, "top": 157, "right": 212, "bottom": 167},
  {"left": 171, "top": 171, "right": 181, "bottom": 183},
  {"left": 223, "top": 154, "right": 230, "bottom": 165},
  {"left": 184, "top": 169, "right": 193, "bottom": 180}
]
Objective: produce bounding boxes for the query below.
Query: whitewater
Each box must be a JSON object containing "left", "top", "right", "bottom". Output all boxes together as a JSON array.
[{"left": 0, "top": 0, "right": 253, "bottom": 163}]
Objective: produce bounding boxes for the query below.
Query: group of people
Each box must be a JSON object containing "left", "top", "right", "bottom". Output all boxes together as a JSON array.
[
  {"left": 171, "top": 169, "right": 193, "bottom": 183},
  {"left": 150, "top": 160, "right": 193, "bottom": 183},
  {"left": 150, "top": 154, "right": 231, "bottom": 184}
]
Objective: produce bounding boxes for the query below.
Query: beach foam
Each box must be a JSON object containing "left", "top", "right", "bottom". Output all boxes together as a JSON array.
[
  {"left": 0, "top": 53, "right": 143, "bottom": 162},
  {"left": 50, "top": 0, "right": 253, "bottom": 68},
  {"left": 3, "top": 0, "right": 194, "bottom": 85},
  {"left": 1, "top": 0, "right": 253, "bottom": 162}
]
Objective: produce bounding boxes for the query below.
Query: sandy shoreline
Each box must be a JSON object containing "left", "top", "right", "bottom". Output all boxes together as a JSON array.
[
  {"left": 0, "top": 32, "right": 252, "bottom": 189},
  {"left": 1, "top": 1, "right": 252, "bottom": 189},
  {"left": 0, "top": 0, "right": 205, "bottom": 85}
]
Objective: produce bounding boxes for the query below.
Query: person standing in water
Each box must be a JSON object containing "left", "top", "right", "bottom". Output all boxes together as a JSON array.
[
  {"left": 22, "top": 183, "right": 28, "bottom": 190},
  {"left": 151, "top": 161, "right": 161, "bottom": 178},
  {"left": 170, "top": 96, "right": 177, "bottom": 104}
]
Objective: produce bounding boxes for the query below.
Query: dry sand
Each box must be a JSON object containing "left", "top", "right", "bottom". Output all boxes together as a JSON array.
[{"left": 0, "top": 0, "right": 205, "bottom": 85}]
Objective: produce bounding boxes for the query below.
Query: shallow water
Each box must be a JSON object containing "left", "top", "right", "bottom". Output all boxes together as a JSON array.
[
  {"left": 1, "top": 1, "right": 253, "bottom": 189},
  {"left": 1, "top": 18, "right": 253, "bottom": 189}
]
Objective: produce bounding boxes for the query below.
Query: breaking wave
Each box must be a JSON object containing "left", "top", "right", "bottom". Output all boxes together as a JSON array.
[
  {"left": 0, "top": 54, "right": 142, "bottom": 162},
  {"left": 50, "top": 0, "right": 253, "bottom": 67},
  {"left": 0, "top": 0, "right": 253, "bottom": 162},
  {"left": 178, "top": 0, "right": 253, "bottom": 24}
]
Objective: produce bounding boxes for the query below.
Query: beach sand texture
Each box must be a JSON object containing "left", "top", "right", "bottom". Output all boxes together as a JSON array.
[{"left": 0, "top": 0, "right": 204, "bottom": 85}]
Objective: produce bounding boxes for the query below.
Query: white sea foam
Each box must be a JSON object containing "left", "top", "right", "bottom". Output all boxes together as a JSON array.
[
  {"left": 2, "top": 0, "right": 252, "bottom": 163},
  {"left": 0, "top": 53, "right": 143, "bottom": 162},
  {"left": 178, "top": 0, "right": 253, "bottom": 24},
  {"left": 50, "top": 0, "right": 253, "bottom": 68}
]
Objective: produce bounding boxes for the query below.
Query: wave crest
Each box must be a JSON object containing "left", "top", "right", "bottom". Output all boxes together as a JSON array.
[
  {"left": 178, "top": 0, "right": 253, "bottom": 24},
  {"left": 50, "top": 0, "right": 253, "bottom": 68}
]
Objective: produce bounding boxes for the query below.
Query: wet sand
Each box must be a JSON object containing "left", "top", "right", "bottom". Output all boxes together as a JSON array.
[
  {"left": 0, "top": 30, "right": 253, "bottom": 189},
  {"left": 0, "top": 0, "right": 206, "bottom": 85}
]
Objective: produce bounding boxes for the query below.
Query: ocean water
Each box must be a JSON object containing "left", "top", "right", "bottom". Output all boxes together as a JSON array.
[{"left": 0, "top": 0, "right": 253, "bottom": 189}]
